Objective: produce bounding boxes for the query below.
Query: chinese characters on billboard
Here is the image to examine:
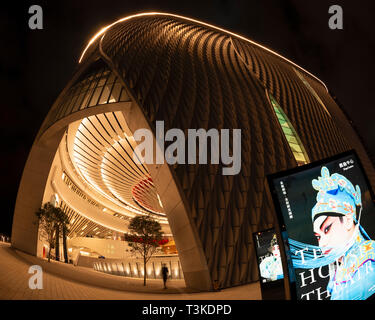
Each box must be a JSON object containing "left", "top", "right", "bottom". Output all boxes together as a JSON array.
[{"left": 268, "top": 151, "right": 375, "bottom": 300}]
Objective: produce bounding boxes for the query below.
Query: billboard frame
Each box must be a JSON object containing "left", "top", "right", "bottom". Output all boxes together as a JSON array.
[{"left": 267, "top": 149, "right": 375, "bottom": 300}]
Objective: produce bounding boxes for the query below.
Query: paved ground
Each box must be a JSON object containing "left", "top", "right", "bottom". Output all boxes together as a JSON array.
[{"left": 0, "top": 242, "right": 261, "bottom": 300}]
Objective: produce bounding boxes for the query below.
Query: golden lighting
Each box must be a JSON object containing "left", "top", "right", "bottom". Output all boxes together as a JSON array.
[{"left": 78, "top": 12, "right": 328, "bottom": 92}]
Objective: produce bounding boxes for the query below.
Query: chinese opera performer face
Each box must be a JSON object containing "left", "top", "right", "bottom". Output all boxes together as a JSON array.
[
  {"left": 272, "top": 244, "right": 280, "bottom": 258},
  {"left": 313, "top": 214, "right": 356, "bottom": 255},
  {"left": 310, "top": 167, "right": 375, "bottom": 300}
]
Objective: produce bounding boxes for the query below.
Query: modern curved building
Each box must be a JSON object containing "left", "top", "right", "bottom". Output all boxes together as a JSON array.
[{"left": 12, "top": 12, "right": 375, "bottom": 291}]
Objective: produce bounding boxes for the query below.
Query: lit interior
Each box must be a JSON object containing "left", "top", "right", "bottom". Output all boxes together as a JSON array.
[
  {"left": 269, "top": 94, "right": 310, "bottom": 166},
  {"left": 38, "top": 61, "right": 179, "bottom": 280}
]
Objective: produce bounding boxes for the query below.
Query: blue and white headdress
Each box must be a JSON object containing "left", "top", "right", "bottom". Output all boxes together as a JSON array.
[{"left": 311, "top": 167, "right": 361, "bottom": 222}]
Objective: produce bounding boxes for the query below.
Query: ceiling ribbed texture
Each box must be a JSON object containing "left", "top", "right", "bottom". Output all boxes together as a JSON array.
[
  {"left": 76, "top": 14, "right": 375, "bottom": 288},
  {"left": 72, "top": 111, "right": 165, "bottom": 216}
]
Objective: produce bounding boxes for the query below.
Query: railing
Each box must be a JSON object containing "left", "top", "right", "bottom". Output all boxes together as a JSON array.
[
  {"left": 62, "top": 172, "right": 101, "bottom": 209},
  {"left": 92, "top": 255, "right": 184, "bottom": 280}
]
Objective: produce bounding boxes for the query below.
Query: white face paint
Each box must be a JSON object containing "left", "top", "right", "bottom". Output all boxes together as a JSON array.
[
  {"left": 272, "top": 245, "right": 280, "bottom": 258},
  {"left": 313, "top": 214, "right": 357, "bottom": 255}
]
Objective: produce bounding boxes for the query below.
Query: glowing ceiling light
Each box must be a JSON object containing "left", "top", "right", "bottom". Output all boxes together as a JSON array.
[{"left": 157, "top": 194, "right": 164, "bottom": 208}]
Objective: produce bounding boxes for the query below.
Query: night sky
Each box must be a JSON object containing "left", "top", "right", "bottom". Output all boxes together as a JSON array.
[{"left": 1, "top": 0, "right": 374, "bottom": 236}]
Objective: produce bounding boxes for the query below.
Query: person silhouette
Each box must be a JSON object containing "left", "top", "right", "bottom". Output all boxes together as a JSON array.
[{"left": 162, "top": 263, "right": 169, "bottom": 289}]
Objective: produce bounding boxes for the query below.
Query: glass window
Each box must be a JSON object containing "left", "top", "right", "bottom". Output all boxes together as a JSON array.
[
  {"left": 108, "top": 82, "right": 122, "bottom": 103},
  {"left": 51, "top": 60, "right": 131, "bottom": 129},
  {"left": 106, "top": 72, "right": 117, "bottom": 86},
  {"left": 88, "top": 86, "right": 104, "bottom": 107},
  {"left": 268, "top": 93, "right": 310, "bottom": 166},
  {"left": 98, "top": 86, "right": 111, "bottom": 105},
  {"left": 119, "top": 87, "right": 129, "bottom": 102},
  {"left": 80, "top": 80, "right": 97, "bottom": 109}
]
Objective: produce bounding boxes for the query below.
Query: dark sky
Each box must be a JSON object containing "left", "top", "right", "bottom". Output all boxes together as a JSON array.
[{"left": 1, "top": 0, "right": 374, "bottom": 236}]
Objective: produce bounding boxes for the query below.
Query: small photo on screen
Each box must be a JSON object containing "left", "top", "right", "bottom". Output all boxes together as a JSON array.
[{"left": 254, "top": 229, "right": 284, "bottom": 283}]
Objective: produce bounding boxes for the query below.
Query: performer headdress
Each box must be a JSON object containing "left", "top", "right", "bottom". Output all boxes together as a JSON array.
[{"left": 311, "top": 166, "right": 361, "bottom": 222}]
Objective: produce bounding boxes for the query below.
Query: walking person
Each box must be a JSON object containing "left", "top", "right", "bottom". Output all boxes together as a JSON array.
[{"left": 162, "top": 263, "right": 169, "bottom": 289}]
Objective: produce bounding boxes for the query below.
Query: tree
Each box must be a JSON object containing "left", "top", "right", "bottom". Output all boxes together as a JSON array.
[
  {"left": 35, "top": 203, "right": 70, "bottom": 263},
  {"left": 54, "top": 207, "right": 70, "bottom": 263},
  {"left": 35, "top": 203, "right": 58, "bottom": 262},
  {"left": 55, "top": 220, "right": 60, "bottom": 261},
  {"left": 61, "top": 223, "right": 69, "bottom": 263},
  {"left": 125, "top": 215, "right": 164, "bottom": 286}
]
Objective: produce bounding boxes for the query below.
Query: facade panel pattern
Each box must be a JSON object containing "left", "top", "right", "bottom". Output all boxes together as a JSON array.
[
  {"left": 231, "top": 37, "right": 351, "bottom": 162},
  {"left": 302, "top": 75, "right": 375, "bottom": 190}
]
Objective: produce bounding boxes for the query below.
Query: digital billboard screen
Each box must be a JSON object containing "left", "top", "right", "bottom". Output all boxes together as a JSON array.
[
  {"left": 268, "top": 151, "right": 375, "bottom": 300},
  {"left": 253, "top": 229, "right": 284, "bottom": 283}
]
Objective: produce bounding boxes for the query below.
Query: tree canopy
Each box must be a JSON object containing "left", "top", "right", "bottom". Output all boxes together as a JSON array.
[{"left": 125, "top": 215, "right": 165, "bottom": 285}]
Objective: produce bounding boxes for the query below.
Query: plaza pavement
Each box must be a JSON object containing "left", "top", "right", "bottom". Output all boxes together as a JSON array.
[{"left": 0, "top": 242, "right": 261, "bottom": 300}]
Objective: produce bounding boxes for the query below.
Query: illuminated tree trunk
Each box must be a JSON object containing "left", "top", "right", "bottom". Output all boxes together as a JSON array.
[
  {"left": 143, "top": 245, "right": 147, "bottom": 286},
  {"left": 55, "top": 225, "right": 60, "bottom": 261},
  {"left": 48, "top": 245, "right": 52, "bottom": 262},
  {"left": 62, "top": 226, "right": 68, "bottom": 263}
]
